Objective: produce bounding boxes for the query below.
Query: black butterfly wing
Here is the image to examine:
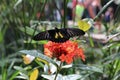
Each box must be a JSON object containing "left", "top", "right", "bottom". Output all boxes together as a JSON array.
[
  {"left": 33, "top": 29, "right": 64, "bottom": 42},
  {"left": 52, "top": 28, "right": 85, "bottom": 42},
  {"left": 33, "top": 30, "right": 52, "bottom": 41},
  {"left": 62, "top": 28, "right": 85, "bottom": 37},
  {"left": 48, "top": 29, "right": 69, "bottom": 42},
  {"left": 33, "top": 28, "right": 85, "bottom": 43}
]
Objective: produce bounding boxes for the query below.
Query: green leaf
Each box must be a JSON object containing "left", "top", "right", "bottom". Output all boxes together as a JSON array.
[
  {"left": 0, "top": 26, "right": 8, "bottom": 43},
  {"left": 0, "top": 32, "right": 3, "bottom": 43},
  {"left": 73, "top": 64, "right": 103, "bottom": 73},
  {"left": 42, "top": 74, "right": 82, "bottom": 80},
  {"left": 101, "top": 53, "right": 120, "bottom": 65},
  {"left": 19, "top": 26, "right": 38, "bottom": 36},
  {"left": 2, "top": 68, "right": 7, "bottom": 80},
  {"left": 14, "top": 0, "right": 22, "bottom": 9},
  {"left": 13, "top": 66, "right": 32, "bottom": 79},
  {"left": 9, "top": 71, "right": 20, "bottom": 80},
  {"left": 113, "top": 73, "right": 120, "bottom": 80},
  {"left": 24, "top": 40, "right": 48, "bottom": 44},
  {"left": 114, "top": 5, "right": 120, "bottom": 26},
  {"left": 0, "top": 58, "right": 22, "bottom": 67},
  {"left": 63, "top": 74, "right": 82, "bottom": 80},
  {"left": 14, "top": 66, "right": 28, "bottom": 75},
  {"left": 88, "top": 33, "right": 94, "bottom": 47},
  {"left": 19, "top": 50, "right": 58, "bottom": 66}
]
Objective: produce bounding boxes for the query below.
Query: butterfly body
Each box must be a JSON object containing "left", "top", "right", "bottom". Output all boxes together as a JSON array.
[{"left": 33, "top": 27, "right": 85, "bottom": 43}]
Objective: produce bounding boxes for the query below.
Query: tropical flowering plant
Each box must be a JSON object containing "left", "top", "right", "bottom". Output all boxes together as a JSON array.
[
  {"left": 16, "top": 18, "right": 93, "bottom": 80},
  {"left": 18, "top": 40, "right": 85, "bottom": 80}
]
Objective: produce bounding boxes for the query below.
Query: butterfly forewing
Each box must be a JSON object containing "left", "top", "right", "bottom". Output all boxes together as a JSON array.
[
  {"left": 66, "top": 28, "right": 85, "bottom": 37},
  {"left": 33, "top": 31, "right": 50, "bottom": 40}
]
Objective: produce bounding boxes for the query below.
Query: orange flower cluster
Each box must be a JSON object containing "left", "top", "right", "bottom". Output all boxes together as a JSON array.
[{"left": 44, "top": 40, "right": 85, "bottom": 64}]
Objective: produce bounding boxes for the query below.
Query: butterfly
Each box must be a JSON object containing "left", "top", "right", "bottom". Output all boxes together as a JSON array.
[{"left": 33, "top": 27, "right": 85, "bottom": 43}]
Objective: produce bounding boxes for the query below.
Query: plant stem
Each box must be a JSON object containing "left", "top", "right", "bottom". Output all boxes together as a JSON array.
[
  {"left": 63, "top": 0, "right": 67, "bottom": 28},
  {"left": 54, "top": 62, "right": 62, "bottom": 80},
  {"left": 94, "top": 0, "right": 114, "bottom": 20},
  {"left": 104, "top": 32, "right": 120, "bottom": 43}
]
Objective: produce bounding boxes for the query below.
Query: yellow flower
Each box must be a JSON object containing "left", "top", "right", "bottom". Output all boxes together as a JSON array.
[
  {"left": 77, "top": 20, "right": 91, "bottom": 32},
  {"left": 30, "top": 68, "right": 39, "bottom": 80}
]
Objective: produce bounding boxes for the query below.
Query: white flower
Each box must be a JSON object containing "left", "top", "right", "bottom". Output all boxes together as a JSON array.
[
  {"left": 23, "top": 54, "right": 35, "bottom": 64},
  {"left": 44, "top": 63, "right": 57, "bottom": 74}
]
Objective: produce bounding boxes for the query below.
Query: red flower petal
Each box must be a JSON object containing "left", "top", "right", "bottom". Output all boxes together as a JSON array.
[
  {"left": 44, "top": 40, "right": 85, "bottom": 64},
  {"left": 59, "top": 54, "right": 66, "bottom": 62}
]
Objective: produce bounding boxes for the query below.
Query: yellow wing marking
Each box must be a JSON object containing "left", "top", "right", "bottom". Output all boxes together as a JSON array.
[
  {"left": 58, "top": 32, "right": 63, "bottom": 38},
  {"left": 55, "top": 33, "right": 59, "bottom": 39},
  {"left": 55, "top": 32, "right": 64, "bottom": 38}
]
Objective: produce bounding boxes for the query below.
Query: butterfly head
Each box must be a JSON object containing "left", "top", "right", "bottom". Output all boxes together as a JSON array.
[{"left": 55, "top": 27, "right": 59, "bottom": 32}]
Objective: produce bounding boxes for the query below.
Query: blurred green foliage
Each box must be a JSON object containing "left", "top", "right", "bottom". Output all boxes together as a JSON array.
[{"left": 1, "top": 0, "right": 120, "bottom": 80}]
